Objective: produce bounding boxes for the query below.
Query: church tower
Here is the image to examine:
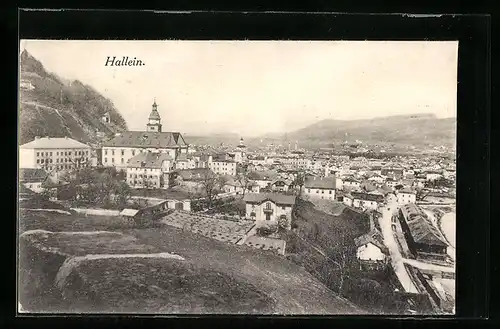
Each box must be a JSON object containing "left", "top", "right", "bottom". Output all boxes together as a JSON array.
[{"left": 147, "top": 99, "right": 162, "bottom": 132}]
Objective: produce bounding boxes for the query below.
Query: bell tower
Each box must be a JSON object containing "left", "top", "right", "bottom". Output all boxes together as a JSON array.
[{"left": 147, "top": 99, "right": 162, "bottom": 132}]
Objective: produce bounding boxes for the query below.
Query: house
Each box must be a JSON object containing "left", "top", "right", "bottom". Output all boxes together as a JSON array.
[
  {"left": 354, "top": 230, "right": 389, "bottom": 269},
  {"left": 247, "top": 170, "right": 278, "bottom": 189},
  {"left": 343, "top": 193, "right": 354, "bottom": 207},
  {"left": 126, "top": 152, "right": 174, "bottom": 189},
  {"left": 208, "top": 154, "right": 237, "bottom": 176},
  {"left": 248, "top": 155, "right": 267, "bottom": 166},
  {"left": 303, "top": 176, "right": 336, "bottom": 200},
  {"left": 342, "top": 177, "right": 361, "bottom": 190},
  {"left": 381, "top": 167, "right": 404, "bottom": 180},
  {"left": 351, "top": 192, "right": 385, "bottom": 210},
  {"left": 270, "top": 178, "right": 293, "bottom": 192},
  {"left": 243, "top": 193, "right": 296, "bottom": 229},
  {"left": 19, "top": 136, "right": 92, "bottom": 172},
  {"left": 101, "top": 112, "right": 111, "bottom": 124},
  {"left": 397, "top": 187, "right": 417, "bottom": 205},
  {"left": 20, "top": 79, "right": 35, "bottom": 90},
  {"left": 425, "top": 171, "right": 443, "bottom": 181},
  {"left": 19, "top": 168, "right": 48, "bottom": 193},
  {"left": 398, "top": 203, "right": 448, "bottom": 259},
  {"left": 223, "top": 177, "right": 259, "bottom": 195},
  {"left": 367, "top": 174, "right": 385, "bottom": 184},
  {"left": 172, "top": 168, "right": 213, "bottom": 192},
  {"left": 102, "top": 101, "right": 189, "bottom": 170}
]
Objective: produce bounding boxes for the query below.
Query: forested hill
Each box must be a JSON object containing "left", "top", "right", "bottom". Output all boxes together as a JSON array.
[{"left": 19, "top": 50, "right": 128, "bottom": 145}]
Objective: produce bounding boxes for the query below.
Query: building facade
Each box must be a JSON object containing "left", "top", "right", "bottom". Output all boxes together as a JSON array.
[
  {"left": 126, "top": 152, "right": 174, "bottom": 189},
  {"left": 101, "top": 100, "right": 189, "bottom": 170},
  {"left": 303, "top": 177, "right": 336, "bottom": 200},
  {"left": 19, "top": 136, "right": 92, "bottom": 172},
  {"left": 244, "top": 193, "right": 296, "bottom": 229}
]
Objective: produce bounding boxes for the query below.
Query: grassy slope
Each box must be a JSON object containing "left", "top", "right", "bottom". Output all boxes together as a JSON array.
[{"left": 18, "top": 210, "right": 362, "bottom": 314}]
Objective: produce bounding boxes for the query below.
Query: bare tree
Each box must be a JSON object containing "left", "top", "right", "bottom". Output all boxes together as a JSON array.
[
  {"left": 199, "top": 170, "right": 219, "bottom": 208},
  {"left": 235, "top": 168, "right": 252, "bottom": 198}
]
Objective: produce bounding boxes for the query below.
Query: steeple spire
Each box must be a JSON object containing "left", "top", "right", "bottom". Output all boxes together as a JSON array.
[{"left": 147, "top": 98, "right": 162, "bottom": 132}]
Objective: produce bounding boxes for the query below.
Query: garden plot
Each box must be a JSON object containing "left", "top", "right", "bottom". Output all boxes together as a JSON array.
[{"left": 161, "top": 211, "right": 255, "bottom": 245}]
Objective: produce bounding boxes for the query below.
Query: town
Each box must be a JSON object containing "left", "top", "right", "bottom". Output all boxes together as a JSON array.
[{"left": 19, "top": 100, "right": 456, "bottom": 314}]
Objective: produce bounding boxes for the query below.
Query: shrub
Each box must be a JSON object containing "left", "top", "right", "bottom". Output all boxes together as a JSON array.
[{"left": 256, "top": 224, "right": 278, "bottom": 236}]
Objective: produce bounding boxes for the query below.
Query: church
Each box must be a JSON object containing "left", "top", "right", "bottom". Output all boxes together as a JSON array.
[{"left": 101, "top": 100, "right": 189, "bottom": 170}]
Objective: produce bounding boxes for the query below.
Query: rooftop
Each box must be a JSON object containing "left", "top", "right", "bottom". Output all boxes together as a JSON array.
[
  {"left": 102, "top": 131, "right": 188, "bottom": 148},
  {"left": 243, "top": 193, "right": 296, "bottom": 206},
  {"left": 127, "top": 152, "right": 173, "bottom": 169},
  {"left": 350, "top": 191, "right": 384, "bottom": 203},
  {"left": 19, "top": 168, "right": 48, "bottom": 183},
  {"left": 304, "top": 177, "right": 336, "bottom": 189},
  {"left": 20, "top": 137, "right": 90, "bottom": 149},
  {"left": 399, "top": 204, "right": 448, "bottom": 247}
]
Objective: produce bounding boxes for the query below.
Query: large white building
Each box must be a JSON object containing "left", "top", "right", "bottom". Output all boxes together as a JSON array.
[
  {"left": 397, "top": 188, "right": 417, "bottom": 205},
  {"left": 19, "top": 136, "right": 92, "bottom": 172},
  {"left": 101, "top": 100, "right": 189, "bottom": 170}
]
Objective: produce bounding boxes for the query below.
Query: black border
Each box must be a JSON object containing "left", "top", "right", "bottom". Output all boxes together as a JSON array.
[{"left": 7, "top": 8, "right": 491, "bottom": 328}]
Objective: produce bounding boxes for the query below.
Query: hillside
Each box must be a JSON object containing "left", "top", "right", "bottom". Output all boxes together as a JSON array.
[
  {"left": 19, "top": 50, "right": 128, "bottom": 145},
  {"left": 259, "top": 114, "right": 456, "bottom": 149}
]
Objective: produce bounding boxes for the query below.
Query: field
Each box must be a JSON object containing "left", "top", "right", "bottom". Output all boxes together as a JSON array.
[{"left": 18, "top": 208, "right": 362, "bottom": 314}]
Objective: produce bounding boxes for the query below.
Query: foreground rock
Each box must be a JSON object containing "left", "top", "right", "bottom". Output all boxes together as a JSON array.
[{"left": 18, "top": 229, "right": 274, "bottom": 313}]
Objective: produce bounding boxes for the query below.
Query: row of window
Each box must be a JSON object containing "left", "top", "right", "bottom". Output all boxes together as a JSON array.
[
  {"left": 307, "top": 189, "right": 333, "bottom": 194},
  {"left": 128, "top": 174, "right": 159, "bottom": 179},
  {"left": 36, "top": 150, "right": 88, "bottom": 157},
  {"left": 37, "top": 157, "right": 88, "bottom": 164},
  {"left": 40, "top": 164, "right": 88, "bottom": 171},
  {"left": 104, "top": 157, "right": 123, "bottom": 164},
  {"left": 129, "top": 180, "right": 159, "bottom": 186}
]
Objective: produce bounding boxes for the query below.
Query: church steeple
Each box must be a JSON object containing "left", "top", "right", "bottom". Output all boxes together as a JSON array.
[{"left": 147, "top": 98, "right": 162, "bottom": 132}]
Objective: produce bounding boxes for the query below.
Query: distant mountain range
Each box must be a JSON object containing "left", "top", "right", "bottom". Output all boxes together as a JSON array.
[
  {"left": 18, "top": 50, "right": 128, "bottom": 145},
  {"left": 256, "top": 114, "right": 456, "bottom": 149}
]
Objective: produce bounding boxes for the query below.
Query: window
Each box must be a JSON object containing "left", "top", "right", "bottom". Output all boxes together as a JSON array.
[
  {"left": 50, "top": 152, "right": 52, "bottom": 156},
  {"left": 329, "top": 190, "right": 332, "bottom": 194},
  {"left": 316, "top": 190, "right": 319, "bottom": 193},
  {"left": 282, "top": 206, "right": 286, "bottom": 210},
  {"left": 112, "top": 158, "right": 115, "bottom": 163},
  {"left": 104, "top": 158, "right": 108, "bottom": 163},
  {"left": 265, "top": 202, "right": 272, "bottom": 210},
  {"left": 132, "top": 150, "right": 135, "bottom": 156},
  {"left": 36, "top": 159, "right": 39, "bottom": 164},
  {"left": 36, "top": 152, "right": 39, "bottom": 157},
  {"left": 121, "top": 158, "right": 124, "bottom": 164},
  {"left": 308, "top": 189, "right": 311, "bottom": 193},
  {"left": 322, "top": 190, "right": 325, "bottom": 194},
  {"left": 69, "top": 151, "right": 72, "bottom": 155},
  {"left": 41, "top": 159, "right": 44, "bottom": 163},
  {"left": 41, "top": 152, "right": 44, "bottom": 156},
  {"left": 104, "top": 150, "right": 108, "bottom": 155},
  {"left": 112, "top": 150, "right": 115, "bottom": 156}
]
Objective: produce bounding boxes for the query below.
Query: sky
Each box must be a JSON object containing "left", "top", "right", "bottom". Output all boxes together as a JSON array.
[{"left": 20, "top": 40, "right": 458, "bottom": 137}]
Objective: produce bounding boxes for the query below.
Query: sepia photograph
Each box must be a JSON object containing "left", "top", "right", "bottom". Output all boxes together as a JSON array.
[{"left": 18, "top": 39, "right": 457, "bottom": 315}]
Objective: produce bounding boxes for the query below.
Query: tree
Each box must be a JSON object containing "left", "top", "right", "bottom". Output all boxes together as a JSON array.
[
  {"left": 199, "top": 170, "right": 219, "bottom": 208},
  {"left": 294, "top": 170, "right": 306, "bottom": 197},
  {"left": 235, "top": 168, "right": 252, "bottom": 198}
]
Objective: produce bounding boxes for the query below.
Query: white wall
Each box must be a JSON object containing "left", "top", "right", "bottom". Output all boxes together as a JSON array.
[
  {"left": 397, "top": 193, "right": 416, "bottom": 204},
  {"left": 246, "top": 201, "right": 293, "bottom": 227},
  {"left": 357, "top": 243, "right": 385, "bottom": 262},
  {"left": 19, "top": 148, "right": 36, "bottom": 168},
  {"left": 304, "top": 187, "right": 335, "bottom": 200}
]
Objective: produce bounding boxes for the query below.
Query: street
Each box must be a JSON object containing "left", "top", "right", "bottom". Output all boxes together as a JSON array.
[{"left": 378, "top": 199, "right": 419, "bottom": 293}]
